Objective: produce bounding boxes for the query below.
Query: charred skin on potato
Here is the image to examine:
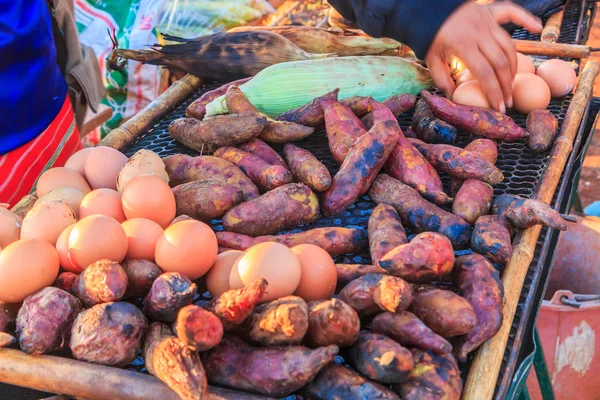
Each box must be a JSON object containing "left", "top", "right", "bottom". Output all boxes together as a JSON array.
[
  {"left": 338, "top": 273, "right": 412, "bottom": 317},
  {"left": 283, "top": 143, "right": 332, "bottom": 192},
  {"left": 276, "top": 89, "right": 340, "bottom": 127},
  {"left": 143, "top": 272, "right": 197, "bottom": 323},
  {"left": 321, "top": 99, "right": 368, "bottom": 165},
  {"left": 77, "top": 260, "right": 128, "bottom": 308},
  {"left": 362, "top": 93, "right": 417, "bottom": 129},
  {"left": 471, "top": 215, "right": 514, "bottom": 264},
  {"left": 243, "top": 296, "right": 308, "bottom": 346},
  {"left": 122, "top": 259, "right": 162, "bottom": 298},
  {"left": 412, "top": 98, "right": 458, "bottom": 144},
  {"left": 492, "top": 194, "right": 567, "bottom": 230},
  {"left": 340, "top": 96, "right": 373, "bottom": 117},
  {"left": 335, "top": 263, "right": 384, "bottom": 289},
  {"left": 368, "top": 203, "right": 409, "bottom": 267},
  {"left": 173, "top": 305, "right": 223, "bottom": 352},
  {"left": 54, "top": 272, "right": 80, "bottom": 297},
  {"left": 173, "top": 180, "right": 244, "bottom": 221},
  {"left": 305, "top": 298, "right": 360, "bottom": 348}
]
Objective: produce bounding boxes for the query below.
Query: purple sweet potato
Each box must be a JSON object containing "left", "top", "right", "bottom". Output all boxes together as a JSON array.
[
  {"left": 244, "top": 296, "right": 308, "bottom": 345},
  {"left": 452, "top": 180, "right": 494, "bottom": 225},
  {"left": 122, "top": 259, "right": 162, "bottom": 298},
  {"left": 372, "top": 311, "right": 452, "bottom": 354},
  {"left": 276, "top": 89, "right": 340, "bottom": 127},
  {"left": 338, "top": 273, "right": 412, "bottom": 317},
  {"left": 451, "top": 139, "right": 498, "bottom": 196},
  {"left": 527, "top": 109, "right": 559, "bottom": 152},
  {"left": 205, "top": 279, "right": 268, "bottom": 330},
  {"left": 404, "top": 126, "right": 418, "bottom": 138},
  {"left": 379, "top": 232, "right": 455, "bottom": 283},
  {"left": 421, "top": 90, "right": 528, "bottom": 141},
  {"left": 202, "top": 334, "right": 338, "bottom": 397},
  {"left": 238, "top": 139, "right": 288, "bottom": 168},
  {"left": 471, "top": 215, "right": 513, "bottom": 264},
  {"left": 321, "top": 99, "right": 367, "bottom": 165},
  {"left": 412, "top": 98, "right": 458, "bottom": 144},
  {"left": 77, "top": 260, "right": 128, "bottom": 308},
  {"left": 143, "top": 272, "right": 197, "bottom": 323},
  {"left": 70, "top": 302, "right": 147, "bottom": 366},
  {"left": 173, "top": 304, "right": 223, "bottom": 351},
  {"left": 369, "top": 174, "right": 472, "bottom": 249},
  {"left": 340, "top": 96, "right": 372, "bottom": 117},
  {"left": 321, "top": 100, "right": 399, "bottom": 216},
  {"left": 493, "top": 194, "right": 567, "bottom": 230},
  {"left": 283, "top": 143, "right": 332, "bottom": 192},
  {"left": 349, "top": 332, "right": 414, "bottom": 384},
  {"left": 186, "top": 78, "right": 251, "bottom": 120},
  {"left": 16, "top": 287, "right": 82, "bottom": 354},
  {"left": 305, "top": 298, "right": 360, "bottom": 348},
  {"left": 454, "top": 254, "right": 504, "bottom": 361},
  {"left": 368, "top": 203, "right": 409, "bottom": 267},
  {"left": 173, "top": 180, "right": 244, "bottom": 221},
  {"left": 362, "top": 93, "right": 417, "bottom": 129},
  {"left": 335, "top": 263, "right": 384, "bottom": 289},
  {"left": 54, "top": 271, "right": 80, "bottom": 297}
]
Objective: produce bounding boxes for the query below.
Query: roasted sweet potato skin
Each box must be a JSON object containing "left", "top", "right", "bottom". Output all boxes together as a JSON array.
[
  {"left": 340, "top": 96, "right": 373, "bottom": 117},
  {"left": 452, "top": 180, "right": 494, "bottom": 225},
  {"left": 143, "top": 272, "right": 197, "bottom": 323},
  {"left": 493, "top": 194, "right": 567, "bottom": 230},
  {"left": 335, "top": 263, "right": 383, "bottom": 289},
  {"left": 186, "top": 78, "right": 251, "bottom": 120},
  {"left": 173, "top": 180, "right": 244, "bottom": 221},
  {"left": 338, "top": 273, "right": 412, "bottom": 317},
  {"left": 362, "top": 93, "right": 417, "bottom": 129},
  {"left": 321, "top": 99, "right": 367, "bottom": 165},
  {"left": 369, "top": 174, "right": 472, "bottom": 249},
  {"left": 283, "top": 144, "right": 331, "bottom": 192},
  {"left": 54, "top": 272, "right": 80, "bottom": 297},
  {"left": 259, "top": 121, "right": 315, "bottom": 144},
  {"left": 202, "top": 334, "right": 338, "bottom": 397},
  {"left": 122, "top": 259, "right": 162, "bottom": 298},
  {"left": 305, "top": 298, "right": 360, "bottom": 348},
  {"left": 276, "top": 89, "right": 340, "bottom": 127},
  {"left": 226, "top": 85, "right": 262, "bottom": 115},
  {"left": 372, "top": 311, "right": 452, "bottom": 354},
  {"left": 379, "top": 232, "right": 455, "bottom": 283},
  {"left": 471, "top": 215, "right": 513, "bottom": 264},
  {"left": 451, "top": 139, "right": 498, "bottom": 196},
  {"left": 173, "top": 305, "right": 223, "bottom": 352},
  {"left": 244, "top": 296, "right": 308, "bottom": 345},
  {"left": 410, "top": 287, "right": 478, "bottom": 337},
  {"left": 368, "top": 203, "right": 409, "bottom": 267},
  {"left": 222, "top": 183, "right": 320, "bottom": 236},
  {"left": 205, "top": 279, "right": 268, "bottom": 330},
  {"left": 412, "top": 98, "right": 457, "bottom": 144},
  {"left": 77, "top": 260, "right": 128, "bottom": 308},
  {"left": 454, "top": 254, "right": 504, "bottom": 361},
  {"left": 527, "top": 109, "right": 559, "bottom": 152},
  {"left": 238, "top": 139, "right": 288, "bottom": 169},
  {"left": 16, "top": 287, "right": 82, "bottom": 354}
]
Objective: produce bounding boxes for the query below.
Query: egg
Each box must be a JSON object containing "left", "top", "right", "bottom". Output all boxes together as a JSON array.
[
  {"left": 116, "top": 149, "right": 170, "bottom": 193},
  {"left": 517, "top": 53, "right": 536, "bottom": 74},
  {"left": 0, "top": 207, "right": 22, "bottom": 248},
  {"left": 452, "top": 81, "right": 490, "bottom": 108},
  {"left": 0, "top": 239, "right": 60, "bottom": 303},
  {"left": 64, "top": 147, "right": 96, "bottom": 178},
  {"left": 121, "top": 175, "right": 176, "bottom": 228},
  {"left": 122, "top": 218, "right": 164, "bottom": 261},
  {"left": 20, "top": 200, "right": 76, "bottom": 246},
  {"left": 512, "top": 73, "right": 551, "bottom": 114},
  {"left": 84, "top": 146, "right": 128, "bottom": 190},
  {"left": 155, "top": 220, "right": 217, "bottom": 280},
  {"left": 36, "top": 188, "right": 85, "bottom": 218},
  {"left": 291, "top": 244, "right": 337, "bottom": 301},
  {"left": 536, "top": 59, "right": 577, "bottom": 97},
  {"left": 231, "top": 242, "right": 301, "bottom": 303},
  {"left": 79, "top": 189, "right": 126, "bottom": 222},
  {"left": 56, "top": 224, "right": 80, "bottom": 273},
  {"left": 69, "top": 215, "right": 128, "bottom": 270},
  {"left": 36, "top": 167, "right": 91, "bottom": 197},
  {"left": 455, "top": 69, "right": 475, "bottom": 86},
  {"left": 205, "top": 250, "right": 243, "bottom": 297}
]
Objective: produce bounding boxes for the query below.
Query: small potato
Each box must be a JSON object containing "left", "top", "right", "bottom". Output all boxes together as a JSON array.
[
  {"left": 143, "top": 272, "right": 197, "bottom": 323},
  {"left": 306, "top": 298, "right": 360, "bottom": 348},
  {"left": 122, "top": 259, "right": 162, "bottom": 298},
  {"left": 54, "top": 272, "right": 80, "bottom": 297},
  {"left": 349, "top": 333, "right": 413, "bottom": 384},
  {"left": 77, "top": 260, "right": 128, "bottom": 307},
  {"left": 117, "top": 149, "right": 170, "bottom": 192},
  {"left": 527, "top": 109, "right": 559, "bottom": 153}
]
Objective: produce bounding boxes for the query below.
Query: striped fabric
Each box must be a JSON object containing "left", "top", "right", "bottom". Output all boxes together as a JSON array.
[{"left": 0, "top": 96, "right": 81, "bottom": 206}]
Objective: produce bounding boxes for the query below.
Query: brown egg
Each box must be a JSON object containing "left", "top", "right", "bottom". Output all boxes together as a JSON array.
[
  {"left": 122, "top": 218, "right": 164, "bottom": 261},
  {"left": 121, "top": 175, "right": 176, "bottom": 228},
  {"left": 536, "top": 59, "right": 577, "bottom": 98},
  {"left": 36, "top": 188, "right": 85, "bottom": 218},
  {"left": 36, "top": 167, "right": 91, "bottom": 197},
  {"left": 452, "top": 81, "right": 490, "bottom": 108},
  {"left": 291, "top": 244, "right": 337, "bottom": 301},
  {"left": 455, "top": 69, "right": 475, "bottom": 86},
  {"left": 20, "top": 200, "right": 76, "bottom": 246},
  {"left": 206, "top": 250, "right": 243, "bottom": 297},
  {"left": 231, "top": 242, "right": 301, "bottom": 303},
  {"left": 79, "top": 189, "right": 126, "bottom": 223},
  {"left": 512, "top": 73, "right": 551, "bottom": 114},
  {"left": 84, "top": 146, "right": 128, "bottom": 190},
  {"left": 155, "top": 220, "right": 218, "bottom": 280},
  {"left": 0, "top": 207, "right": 22, "bottom": 248},
  {"left": 0, "top": 239, "right": 60, "bottom": 303},
  {"left": 517, "top": 53, "right": 536, "bottom": 74},
  {"left": 69, "top": 215, "right": 128, "bottom": 270},
  {"left": 56, "top": 224, "right": 80, "bottom": 273},
  {"left": 65, "top": 147, "right": 96, "bottom": 178}
]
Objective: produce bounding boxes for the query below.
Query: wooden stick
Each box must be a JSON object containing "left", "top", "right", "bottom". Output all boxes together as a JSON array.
[
  {"left": 541, "top": 8, "right": 565, "bottom": 43},
  {"left": 463, "top": 59, "right": 600, "bottom": 400},
  {"left": 514, "top": 39, "right": 590, "bottom": 58},
  {"left": 99, "top": 74, "right": 203, "bottom": 152},
  {"left": 10, "top": 193, "right": 38, "bottom": 219}
]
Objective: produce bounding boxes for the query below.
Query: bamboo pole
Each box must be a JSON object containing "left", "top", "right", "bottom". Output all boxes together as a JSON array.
[
  {"left": 463, "top": 60, "right": 600, "bottom": 400},
  {"left": 100, "top": 74, "right": 203, "bottom": 152},
  {"left": 10, "top": 193, "right": 38, "bottom": 219},
  {"left": 541, "top": 8, "right": 565, "bottom": 43},
  {"left": 514, "top": 39, "right": 590, "bottom": 58}
]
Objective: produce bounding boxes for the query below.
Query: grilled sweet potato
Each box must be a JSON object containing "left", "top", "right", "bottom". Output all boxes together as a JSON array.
[
  {"left": 527, "top": 109, "right": 559, "bottom": 152},
  {"left": 349, "top": 332, "right": 414, "bottom": 384},
  {"left": 362, "top": 93, "right": 417, "bottom": 129},
  {"left": 336, "top": 264, "right": 383, "bottom": 289},
  {"left": 369, "top": 174, "right": 472, "bottom": 249},
  {"left": 70, "top": 302, "right": 147, "bottom": 366},
  {"left": 410, "top": 287, "right": 477, "bottom": 337},
  {"left": 412, "top": 98, "right": 458, "bottom": 144},
  {"left": 173, "top": 180, "right": 244, "bottom": 221},
  {"left": 16, "top": 287, "right": 82, "bottom": 354},
  {"left": 143, "top": 272, "right": 197, "bottom": 323},
  {"left": 276, "top": 89, "right": 340, "bottom": 127},
  {"left": 186, "top": 78, "right": 251, "bottom": 120},
  {"left": 244, "top": 296, "right": 308, "bottom": 345},
  {"left": 305, "top": 298, "right": 360, "bottom": 348},
  {"left": 493, "top": 194, "right": 567, "bottom": 230},
  {"left": 205, "top": 278, "right": 268, "bottom": 330},
  {"left": 208, "top": 386, "right": 276, "bottom": 400},
  {"left": 322, "top": 100, "right": 400, "bottom": 216},
  {"left": 321, "top": 99, "right": 367, "bottom": 165},
  {"left": 213, "top": 146, "right": 293, "bottom": 192},
  {"left": 471, "top": 215, "right": 513, "bottom": 264},
  {"left": 304, "top": 363, "right": 401, "bottom": 400},
  {"left": 225, "top": 85, "right": 261, "bottom": 115},
  {"left": 452, "top": 180, "right": 494, "bottom": 225},
  {"left": 340, "top": 96, "right": 373, "bottom": 117},
  {"left": 202, "top": 334, "right": 338, "bottom": 397},
  {"left": 410, "top": 139, "right": 504, "bottom": 185},
  {"left": 283, "top": 143, "right": 332, "bottom": 192},
  {"left": 173, "top": 305, "right": 223, "bottom": 352},
  {"left": 379, "top": 232, "right": 455, "bottom": 283},
  {"left": 454, "top": 254, "right": 504, "bottom": 361},
  {"left": 238, "top": 139, "right": 288, "bottom": 168},
  {"left": 54, "top": 271, "right": 80, "bottom": 297},
  {"left": 368, "top": 203, "right": 409, "bottom": 266},
  {"left": 372, "top": 311, "right": 452, "bottom": 354},
  {"left": 222, "top": 183, "right": 320, "bottom": 236},
  {"left": 404, "top": 126, "right": 418, "bottom": 138},
  {"left": 169, "top": 115, "right": 267, "bottom": 153},
  {"left": 77, "top": 260, "right": 128, "bottom": 308},
  {"left": 338, "top": 273, "right": 412, "bottom": 317},
  {"left": 451, "top": 139, "right": 498, "bottom": 196},
  {"left": 122, "top": 259, "right": 162, "bottom": 298},
  {"left": 421, "top": 90, "right": 528, "bottom": 142}
]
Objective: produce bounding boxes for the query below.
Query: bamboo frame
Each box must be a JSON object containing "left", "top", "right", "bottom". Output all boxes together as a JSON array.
[
  {"left": 514, "top": 39, "right": 590, "bottom": 58},
  {"left": 541, "top": 9, "right": 565, "bottom": 43},
  {"left": 463, "top": 60, "right": 600, "bottom": 400}
]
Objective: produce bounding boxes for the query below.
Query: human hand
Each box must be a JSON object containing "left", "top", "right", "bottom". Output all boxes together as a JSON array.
[{"left": 425, "top": 1, "right": 542, "bottom": 113}]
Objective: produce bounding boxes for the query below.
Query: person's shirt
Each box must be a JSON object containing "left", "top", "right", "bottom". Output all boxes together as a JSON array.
[
  {"left": 328, "top": 0, "right": 466, "bottom": 59},
  {"left": 0, "top": 0, "right": 68, "bottom": 155}
]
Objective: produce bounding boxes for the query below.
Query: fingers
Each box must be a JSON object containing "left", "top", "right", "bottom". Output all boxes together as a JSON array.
[
  {"left": 425, "top": 54, "right": 456, "bottom": 99},
  {"left": 489, "top": 2, "right": 543, "bottom": 33},
  {"left": 461, "top": 49, "right": 505, "bottom": 113},
  {"left": 481, "top": 27, "right": 516, "bottom": 108}
]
